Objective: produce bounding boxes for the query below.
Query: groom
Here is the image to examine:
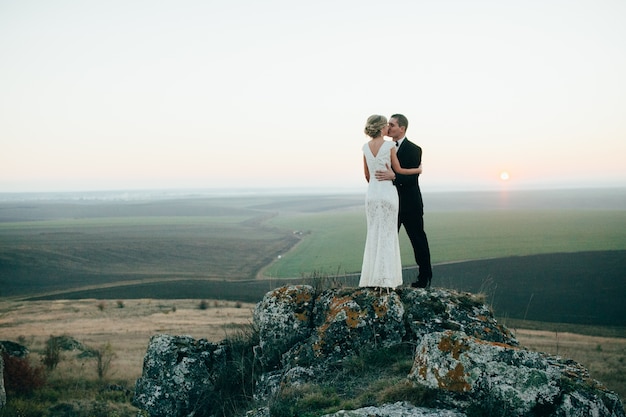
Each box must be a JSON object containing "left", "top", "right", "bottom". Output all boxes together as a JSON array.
[{"left": 375, "top": 114, "right": 433, "bottom": 288}]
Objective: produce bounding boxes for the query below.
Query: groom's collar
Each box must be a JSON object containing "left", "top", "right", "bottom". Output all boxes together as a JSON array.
[{"left": 396, "top": 137, "right": 407, "bottom": 147}]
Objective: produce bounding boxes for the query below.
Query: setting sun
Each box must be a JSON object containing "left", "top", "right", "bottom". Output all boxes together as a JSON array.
[{"left": 500, "top": 171, "right": 510, "bottom": 181}]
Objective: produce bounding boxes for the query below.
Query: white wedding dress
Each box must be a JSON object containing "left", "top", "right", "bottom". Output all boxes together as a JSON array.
[{"left": 359, "top": 140, "right": 403, "bottom": 288}]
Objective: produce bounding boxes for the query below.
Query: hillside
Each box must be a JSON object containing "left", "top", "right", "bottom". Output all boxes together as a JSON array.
[
  {"left": 1, "top": 189, "right": 624, "bottom": 327},
  {"left": 11, "top": 250, "right": 625, "bottom": 329}
]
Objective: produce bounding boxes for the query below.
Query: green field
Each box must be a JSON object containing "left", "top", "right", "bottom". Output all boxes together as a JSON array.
[
  {"left": 0, "top": 190, "right": 625, "bottom": 416},
  {"left": 263, "top": 208, "right": 626, "bottom": 277},
  {"left": 1, "top": 190, "right": 625, "bottom": 327}
]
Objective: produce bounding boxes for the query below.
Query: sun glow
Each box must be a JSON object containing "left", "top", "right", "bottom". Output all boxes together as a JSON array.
[{"left": 500, "top": 171, "right": 510, "bottom": 181}]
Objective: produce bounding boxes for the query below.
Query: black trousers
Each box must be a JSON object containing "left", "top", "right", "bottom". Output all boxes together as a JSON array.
[{"left": 398, "top": 213, "right": 432, "bottom": 284}]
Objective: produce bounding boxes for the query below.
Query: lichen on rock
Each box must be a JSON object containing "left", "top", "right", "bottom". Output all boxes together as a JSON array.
[
  {"left": 409, "top": 330, "right": 624, "bottom": 416},
  {"left": 133, "top": 286, "right": 624, "bottom": 417}
]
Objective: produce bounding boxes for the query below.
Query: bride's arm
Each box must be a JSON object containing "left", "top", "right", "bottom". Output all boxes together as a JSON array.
[
  {"left": 363, "top": 155, "right": 371, "bottom": 182},
  {"left": 391, "top": 148, "right": 422, "bottom": 175}
]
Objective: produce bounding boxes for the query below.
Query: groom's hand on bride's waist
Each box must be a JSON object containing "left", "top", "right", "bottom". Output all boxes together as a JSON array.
[{"left": 374, "top": 164, "right": 396, "bottom": 182}]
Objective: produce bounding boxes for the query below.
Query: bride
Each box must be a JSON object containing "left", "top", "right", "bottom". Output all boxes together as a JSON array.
[{"left": 359, "top": 115, "right": 422, "bottom": 289}]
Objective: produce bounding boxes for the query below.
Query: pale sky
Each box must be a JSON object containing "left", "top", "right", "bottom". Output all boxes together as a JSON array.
[{"left": 1, "top": 0, "right": 625, "bottom": 193}]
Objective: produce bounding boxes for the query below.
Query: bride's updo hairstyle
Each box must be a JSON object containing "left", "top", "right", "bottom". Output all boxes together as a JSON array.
[{"left": 364, "top": 115, "right": 388, "bottom": 138}]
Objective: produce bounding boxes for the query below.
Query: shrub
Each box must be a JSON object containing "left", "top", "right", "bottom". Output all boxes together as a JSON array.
[
  {"left": 77, "top": 342, "right": 116, "bottom": 381},
  {"left": 42, "top": 335, "right": 62, "bottom": 370},
  {"left": 2, "top": 352, "right": 46, "bottom": 396},
  {"left": 93, "top": 343, "right": 116, "bottom": 380},
  {"left": 199, "top": 300, "right": 209, "bottom": 310}
]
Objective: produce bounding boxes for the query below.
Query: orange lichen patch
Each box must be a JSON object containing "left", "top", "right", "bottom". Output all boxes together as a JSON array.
[
  {"left": 317, "top": 322, "right": 330, "bottom": 338},
  {"left": 272, "top": 285, "right": 312, "bottom": 304},
  {"left": 476, "top": 315, "right": 489, "bottom": 322},
  {"left": 434, "top": 363, "right": 471, "bottom": 392},
  {"left": 437, "top": 334, "right": 470, "bottom": 360},
  {"left": 312, "top": 322, "right": 330, "bottom": 356},
  {"left": 474, "top": 338, "right": 519, "bottom": 350},
  {"left": 271, "top": 286, "right": 286, "bottom": 297},
  {"left": 295, "top": 311, "right": 309, "bottom": 322},
  {"left": 413, "top": 351, "right": 429, "bottom": 380},
  {"left": 330, "top": 295, "right": 352, "bottom": 310},
  {"left": 312, "top": 339, "right": 324, "bottom": 356},
  {"left": 328, "top": 296, "right": 365, "bottom": 329},
  {"left": 372, "top": 298, "right": 389, "bottom": 318},
  {"left": 294, "top": 290, "right": 312, "bottom": 304},
  {"left": 345, "top": 307, "right": 364, "bottom": 328},
  {"left": 311, "top": 295, "right": 368, "bottom": 356}
]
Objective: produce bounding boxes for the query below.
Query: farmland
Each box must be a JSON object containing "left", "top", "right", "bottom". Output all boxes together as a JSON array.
[
  {"left": 0, "top": 188, "right": 625, "bottom": 415},
  {"left": 1, "top": 188, "right": 624, "bottom": 327}
]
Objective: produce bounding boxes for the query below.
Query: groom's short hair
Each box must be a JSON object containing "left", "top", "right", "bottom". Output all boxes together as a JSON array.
[{"left": 391, "top": 114, "right": 408, "bottom": 130}]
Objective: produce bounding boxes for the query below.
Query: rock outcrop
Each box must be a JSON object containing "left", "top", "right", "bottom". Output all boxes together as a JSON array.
[
  {"left": 0, "top": 350, "right": 5, "bottom": 412},
  {"left": 133, "top": 285, "right": 624, "bottom": 417},
  {"left": 0, "top": 340, "right": 29, "bottom": 412},
  {"left": 133, "top": 335, "right": 228, "bottom": 417},
  {"left": 0, "top": 340, "right": 29, "bottom": 358},
  {"left": 322, "top": 402, "right": 467, "bottom": 417},
  {"left": 410, "top": 331, "right": 623, "bottom": 416}
]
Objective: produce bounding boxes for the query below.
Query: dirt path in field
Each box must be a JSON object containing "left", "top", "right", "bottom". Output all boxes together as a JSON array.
[
  {"left": 255, "top": 229, "right": 306, "bottom": 280},
  {"left": 4, "top": 276, "right": 233, "bottom": 302}
]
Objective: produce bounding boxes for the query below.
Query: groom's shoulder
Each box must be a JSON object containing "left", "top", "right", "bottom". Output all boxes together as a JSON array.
[{"left": 405, "top": 138, "right": 422, "bottom": 151}]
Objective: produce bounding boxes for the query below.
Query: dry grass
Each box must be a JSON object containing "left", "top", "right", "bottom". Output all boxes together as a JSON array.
[
  {"left": 1, "top": 299, "right": 624, "bottom": 412},
  {"left": 0, "top": 298, "right": 255, "bottom": 383},
  {"left": 515, "top": 329, "right": 626, "bottom": 403}
]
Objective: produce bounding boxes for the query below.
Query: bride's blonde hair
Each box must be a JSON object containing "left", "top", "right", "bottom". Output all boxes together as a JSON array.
[{"left": 364, "top": 115, "right": 388, "bottom": 138}]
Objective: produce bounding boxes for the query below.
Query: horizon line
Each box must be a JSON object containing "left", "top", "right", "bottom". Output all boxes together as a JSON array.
[{"left": 0, "top": 184, "right": 624, "bottom": 201}]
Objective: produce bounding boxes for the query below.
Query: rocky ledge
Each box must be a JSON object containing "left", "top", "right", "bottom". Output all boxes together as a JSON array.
[{"left": 133, "top": 285, "right": 624, "bottom": 417}]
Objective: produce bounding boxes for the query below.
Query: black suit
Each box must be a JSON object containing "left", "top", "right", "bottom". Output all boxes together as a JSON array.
[{"left": 394, "top": 138, "right": 432, "bottom": 287}]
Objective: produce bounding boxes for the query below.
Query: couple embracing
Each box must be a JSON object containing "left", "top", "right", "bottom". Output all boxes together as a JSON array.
[{"left": 359, "top": 114, "right": 433, "bottom": 290}]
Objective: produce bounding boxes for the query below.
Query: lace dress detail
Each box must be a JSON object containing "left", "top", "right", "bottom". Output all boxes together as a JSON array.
[{"left": 359, "top": 140, "right": 402, "bottom": 288}]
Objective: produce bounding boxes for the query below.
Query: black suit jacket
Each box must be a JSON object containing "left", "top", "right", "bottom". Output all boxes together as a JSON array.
[{"left": 394, "top": 138, "right": 424, "bottom": 215}]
